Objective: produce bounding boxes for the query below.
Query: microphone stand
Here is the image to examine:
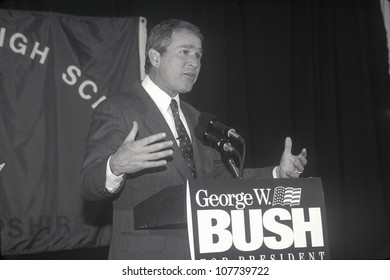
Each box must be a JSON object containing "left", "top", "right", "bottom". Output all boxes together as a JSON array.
[{"left": 221, "top": 149, "right": 241, "bottom": 179}]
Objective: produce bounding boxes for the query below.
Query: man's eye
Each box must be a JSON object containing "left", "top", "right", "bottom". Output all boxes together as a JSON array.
[{"left": 181, "top": 50, "right": 189, "bottom": 55}]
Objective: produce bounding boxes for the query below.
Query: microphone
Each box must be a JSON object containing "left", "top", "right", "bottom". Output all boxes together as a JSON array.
[
  {"left": 198, "top": 113, "right": 244, "bottom": 143},
  {"left": 194, "top": 125, "right": 240, "bottom": 157}
]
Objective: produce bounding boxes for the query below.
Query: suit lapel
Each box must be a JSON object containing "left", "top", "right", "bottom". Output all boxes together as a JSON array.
[
  {"left": 133, "top": 85, "right": 192, "bottom": 180},
  {"left": 181, "top": 102, "right": 206, "bottom": 179}
]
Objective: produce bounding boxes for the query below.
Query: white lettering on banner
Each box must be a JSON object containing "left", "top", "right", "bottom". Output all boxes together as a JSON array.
[
  {"left": 79, "top": 80, "right": 97, "bottom": 100},
  {"left": 252, "top": 188, "right": 272, "bottom": 205},
  {"left": 202, "top": 251, "right": 326, "bottom": 260},
  {"left": 235, "top": 250, "right": 326, "bottom": 260},
  {"left": 91, "top": 95, "right": 107, "bottom": 109},
  {"left": 197, "top": 207, "right": 324, "bottom": 254},
  {"left": 291, "top": 208, "right": 324, "bottom": 247},
  {"left": 197, "top": 210, "right": 232, "bottom": 253},
  {"left": 0, "top": 27, "right": 108, "bottom": 109},
  {"left": 195, "top": 188, "right": 276, "bottom": 209},
  {"left": 0, "top": 162, "right": 6, "bottom": 173},
  {"left": 0, "top": 27, "right": 50, "bottom": 64},
  {"left": 0, "top": 27, "right": 5, "bottom": 47},
  {"left": 231, "top": 209, "right": 263, "bottom": 251},
  {"left": 62, "top": 65, "right": 107, "bottom": 109},
  {"left": 62, "top": 65, "right": 81, "bottom": 85},
  {"left": 263, "top": 208, "right": 294, "bottom": 250},
  {"left": 195, "top": 189, "right": 254, "bottom": 210},
  {"left": 30, "top": 41, "right": 50, "bottom": 64},
  {"left": 9, "top": 32, "right": 28, "bottom": 55}
]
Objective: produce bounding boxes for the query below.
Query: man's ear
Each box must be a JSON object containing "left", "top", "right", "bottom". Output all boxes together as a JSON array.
[{"left": 148, "top": 49, "right": 161, "bottom": 67}]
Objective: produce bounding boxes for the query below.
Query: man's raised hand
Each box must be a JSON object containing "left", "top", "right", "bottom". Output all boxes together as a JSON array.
[
  {"left": 277, "top": 137, "right": 307, "bottom": 178},
  {"left": 110, "top": 121, "right": 174, "bottom": 176}
]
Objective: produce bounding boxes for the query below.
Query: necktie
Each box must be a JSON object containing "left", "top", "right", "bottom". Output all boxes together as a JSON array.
[{"left": 170, "top": 99, "right": 197, "bottom": 178}]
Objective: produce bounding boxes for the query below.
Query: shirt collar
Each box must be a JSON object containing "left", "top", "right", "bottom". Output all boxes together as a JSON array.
[{"left": 141, "top": 75, "right": 180, "bottom": 113}]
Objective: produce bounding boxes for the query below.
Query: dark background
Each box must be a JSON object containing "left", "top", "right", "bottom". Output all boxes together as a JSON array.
[{"left": 1, "top": 0, "right": 390, "bottom": 260}]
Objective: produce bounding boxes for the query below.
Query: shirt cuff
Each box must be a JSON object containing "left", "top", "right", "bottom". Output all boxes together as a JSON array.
[
  {"left": 272, "top": 166, "right": 279, "bottom": 179},
  {"left": 106, "top": 155, "right": 124, "bottom": 193}
]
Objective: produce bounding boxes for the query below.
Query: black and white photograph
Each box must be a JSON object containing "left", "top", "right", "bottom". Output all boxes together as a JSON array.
[{"left": 0, "top": 0, "right": 389, "bottom": 277}]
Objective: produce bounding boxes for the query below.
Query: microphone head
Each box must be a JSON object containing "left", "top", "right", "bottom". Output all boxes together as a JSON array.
[
  {"left": 194, "top": 124, "right": 239, "bottom": 157},
  {"left": 198, "top": 113, "right": 217, "bottom": 128},
  {"left": 199, "top": 112, "right": 245, "bottom": 143},
  {"left": 195, "top": 124, "right": 224, "bottom": 147},
  {"left": 194, "top": 125, "right": 210, "bottom": 146}
]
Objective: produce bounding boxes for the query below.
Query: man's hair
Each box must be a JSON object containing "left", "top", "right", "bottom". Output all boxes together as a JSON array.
[{"left": 145, "top": 19, "right": 203, "bottom": 74}]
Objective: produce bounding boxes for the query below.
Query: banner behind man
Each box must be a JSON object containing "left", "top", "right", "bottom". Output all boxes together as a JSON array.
[{"left": 0, "top": 9, "right": 146, "bottom": 255}]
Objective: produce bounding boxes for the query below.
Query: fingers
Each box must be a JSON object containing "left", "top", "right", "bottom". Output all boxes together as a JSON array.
[
  {"left": 279, "top": 137, "right": 308, "bottom": 178},
  {"left": 298, "top": 154, "right": 307, "bottom": 167},
  {"left": 284, "top": 137, "right": 292, "bottom": 154},
  {"left": 144, "top": 149, "right": 173, "bottom": 161},
  {"left": 124, "top": 122, "right": 173, "bottom": 153},
  {"left": 301, "top": 148, "right": 307, "bottom": 158},
  {"left": 123, "top": 121, "right": 139, "bottom": 143},
  {"left": 294, "top": 161, "right": 305, "bottom": 173},
  {"left": 143, "top": 159, "right": 169, "bottom": 169},
  {"left": 286, "top": 171, "right": 300, "bottom": 178},
  {"left": 123, "top": 122, "right": 172, "bottom": 149},
  {"left": 143, "top": 139, "right": 174, "bottom": 154},
  {"left": 139, "top": 132, "right": 170, "bottom": 146},
  {"left": 134, "top": 133, "right": 174, "bottom": 161}
]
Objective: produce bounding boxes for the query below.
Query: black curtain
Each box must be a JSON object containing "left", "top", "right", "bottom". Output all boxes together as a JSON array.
[{"left": 1, "top": 0, "right": 389, "bottom": 260}]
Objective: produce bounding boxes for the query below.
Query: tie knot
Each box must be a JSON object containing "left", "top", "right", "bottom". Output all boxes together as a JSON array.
[{"left": 170, "top": 99, "right": 178, "bottom": 111}]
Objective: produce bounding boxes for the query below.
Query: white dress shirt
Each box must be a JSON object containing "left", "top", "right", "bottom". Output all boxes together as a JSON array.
[{"left": 141, "top": 75, "right": 192, "bottom": 145}]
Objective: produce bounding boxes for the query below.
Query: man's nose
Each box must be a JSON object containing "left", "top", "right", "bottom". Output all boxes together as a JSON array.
[{"left": 187, "top": 55, "right": 200, "bottom": 68}]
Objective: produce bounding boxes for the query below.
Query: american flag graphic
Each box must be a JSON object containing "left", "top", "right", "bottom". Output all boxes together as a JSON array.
[{"left": 272, "top": 186, "right": 302, "bottom": 207}]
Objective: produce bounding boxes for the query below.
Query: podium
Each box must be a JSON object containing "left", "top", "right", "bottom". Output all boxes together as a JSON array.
[
  {"left": 134, "top": 178, "right": 330, "bottom": 260},
  {"left": 134, "top": 184, "right": 186, "bottom": 229}
]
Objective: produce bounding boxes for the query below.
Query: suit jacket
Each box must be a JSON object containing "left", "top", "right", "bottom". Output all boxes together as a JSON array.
[{"left": 81, "top": 82, "right": 274, "bottom": 259}]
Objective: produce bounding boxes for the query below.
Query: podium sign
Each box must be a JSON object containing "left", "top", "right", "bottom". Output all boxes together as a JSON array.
[{"left": 186, "top": 178, "right": 329, "bottom": 260}]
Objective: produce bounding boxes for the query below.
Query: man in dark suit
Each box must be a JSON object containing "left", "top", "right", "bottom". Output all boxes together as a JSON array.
[{"left": 81, "top": 19, "right": 307, "bottom": 259}]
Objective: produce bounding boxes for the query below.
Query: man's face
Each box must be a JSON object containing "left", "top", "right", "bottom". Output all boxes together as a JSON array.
[{"left": 151, "top": 29, "right": 203, "bottom": 97}]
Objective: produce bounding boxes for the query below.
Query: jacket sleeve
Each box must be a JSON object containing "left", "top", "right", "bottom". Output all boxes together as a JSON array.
[{"left": 81, "top": 99, "right": 129, "bottom": 201}]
